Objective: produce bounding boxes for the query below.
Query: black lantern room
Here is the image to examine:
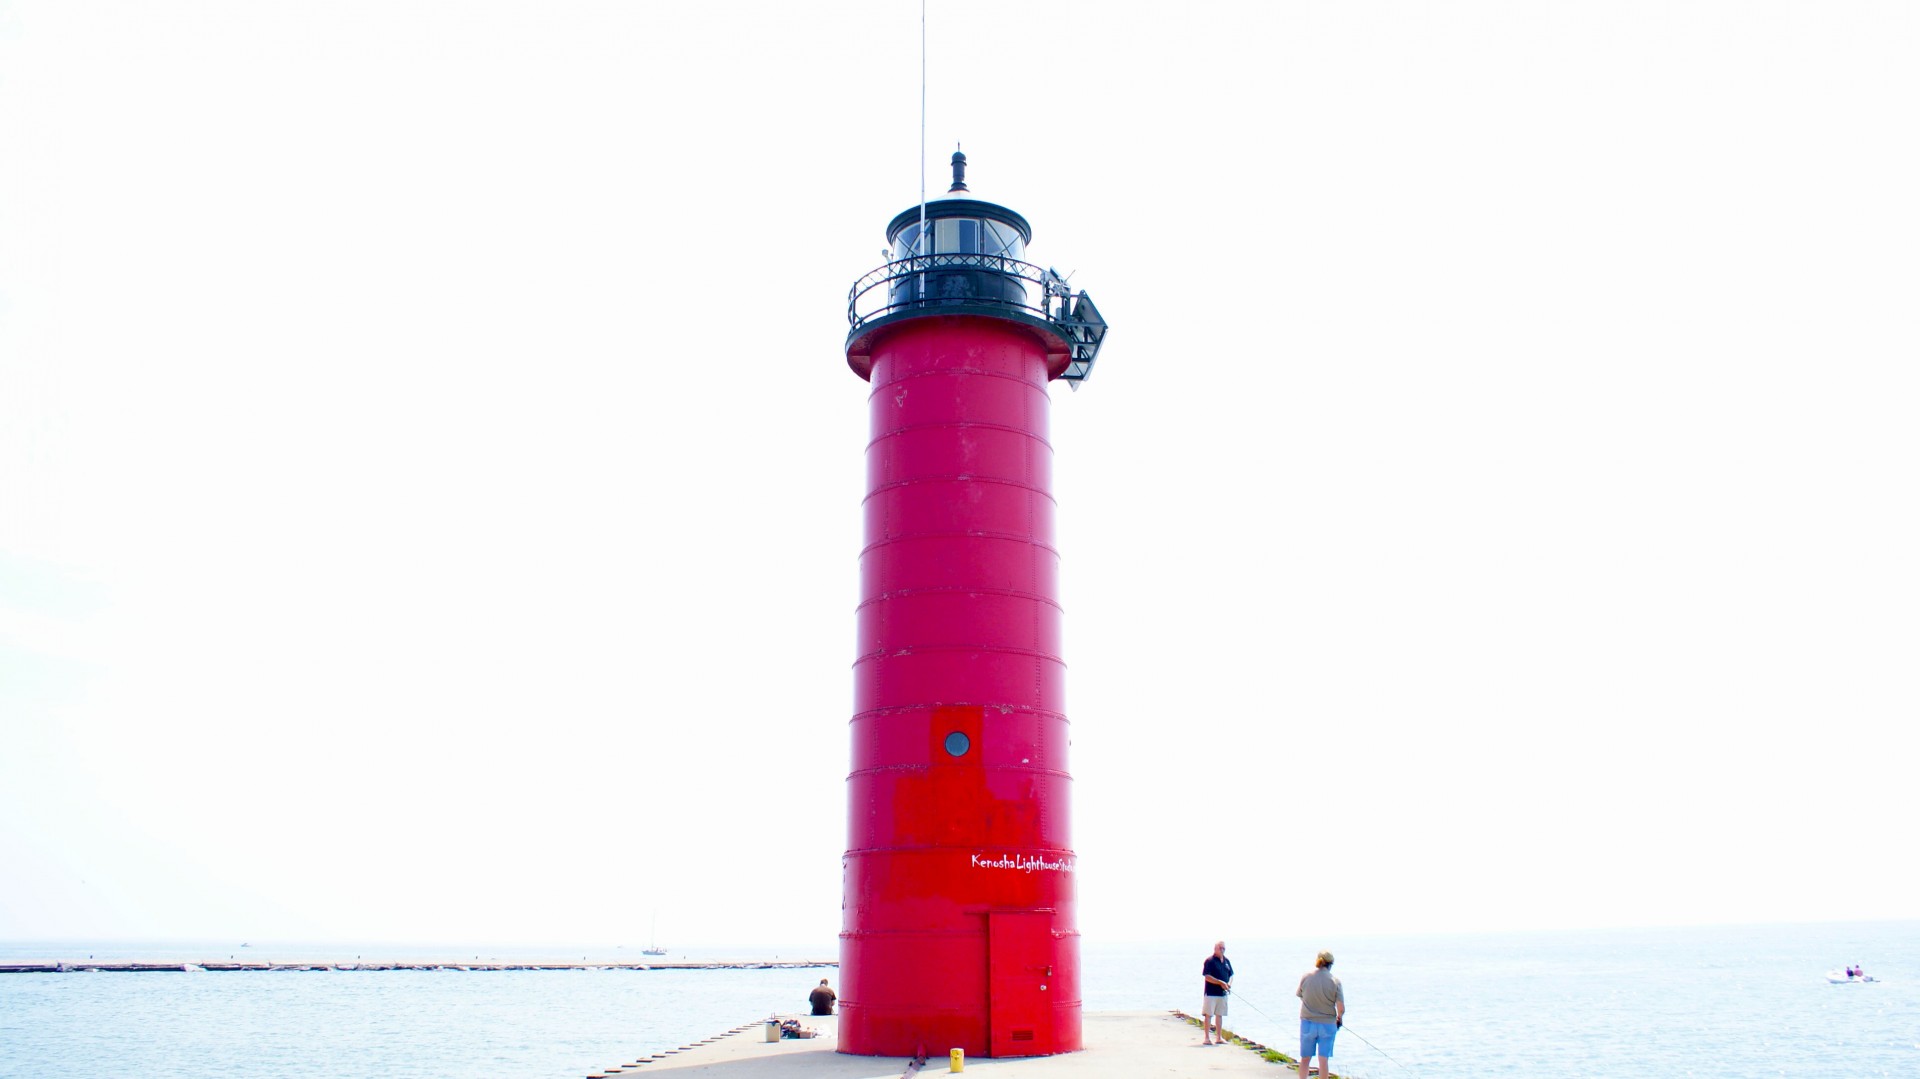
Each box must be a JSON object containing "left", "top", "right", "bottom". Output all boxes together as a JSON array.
[{"left": 846, "top": 152, "right": 1108, "bottom": 385}]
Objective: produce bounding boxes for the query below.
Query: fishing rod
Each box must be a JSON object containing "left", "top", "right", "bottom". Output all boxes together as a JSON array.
[
  {"left": 1223, "top": 986, "right": 1282, "bottom": 1025},
  {"left": 1224, "top": 988, "right": 1422, "bottom": 1079}
]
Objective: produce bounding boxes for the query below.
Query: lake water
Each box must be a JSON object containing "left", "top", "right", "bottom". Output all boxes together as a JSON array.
[
  {"left": 4, "top": 922, "right": 1915, "bottom": 1078},
  {"left": 1091, "top": 921, "right": 1918, "bottom": 1079}
]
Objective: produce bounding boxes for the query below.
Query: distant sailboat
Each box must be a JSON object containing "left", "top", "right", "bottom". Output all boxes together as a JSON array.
[{"left": 643, "top": 912, "right": 667, "bottom": 956}]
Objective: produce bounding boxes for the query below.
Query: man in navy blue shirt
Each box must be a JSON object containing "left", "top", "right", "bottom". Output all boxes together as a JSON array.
[{"left": 1201, "top": 940, "right": 1234, "bottom": 1044}]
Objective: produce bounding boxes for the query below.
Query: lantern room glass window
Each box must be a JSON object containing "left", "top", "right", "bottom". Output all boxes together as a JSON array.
[{"left": 892, "top": 218, "right": 1025, "bottom": 261}]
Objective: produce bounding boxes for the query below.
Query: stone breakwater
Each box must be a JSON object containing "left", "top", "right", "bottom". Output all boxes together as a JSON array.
[{"left": 1, "top": 960, "right": 836, "bottom": 974}]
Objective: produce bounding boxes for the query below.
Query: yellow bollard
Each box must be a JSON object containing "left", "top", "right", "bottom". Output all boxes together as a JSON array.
[{"left": 949, "top": 1047, "right": 964, "bottom": 1072}]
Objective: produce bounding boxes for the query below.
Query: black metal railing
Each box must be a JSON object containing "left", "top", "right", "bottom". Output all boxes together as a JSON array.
[
  {"left": 848, "top": 253, "right": 1052, "bottom": 326},
  {"left": 847, "top": 254, "right": 1107, "bottom": 382}
]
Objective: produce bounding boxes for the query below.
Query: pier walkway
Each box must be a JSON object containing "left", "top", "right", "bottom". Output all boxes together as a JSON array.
[{"left": 594, "top": 1012, "right": 1313, "bottom": 1077}]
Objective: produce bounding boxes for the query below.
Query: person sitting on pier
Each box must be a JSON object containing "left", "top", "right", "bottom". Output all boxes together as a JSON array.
[{"left": 808, "top": 978, "right": 837, "bottom": 1016}]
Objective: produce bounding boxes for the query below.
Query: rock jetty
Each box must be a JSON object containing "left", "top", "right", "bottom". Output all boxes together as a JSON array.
[{"left": 0, "top": 960, "right": 835, "bottom": 974}]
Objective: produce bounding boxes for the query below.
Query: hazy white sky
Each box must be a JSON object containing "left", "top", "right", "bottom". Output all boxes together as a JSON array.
[{"left": 2, "top": 1, "right": 1915, "bottom": 951}]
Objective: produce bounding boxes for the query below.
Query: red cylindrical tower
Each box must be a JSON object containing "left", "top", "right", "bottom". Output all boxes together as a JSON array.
[{"left": 839, "top": 154, "right": 1107, "bottom": 1059}]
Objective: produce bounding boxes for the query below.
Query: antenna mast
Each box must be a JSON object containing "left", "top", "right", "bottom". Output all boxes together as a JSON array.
[{"left": 918, "top": 0, "right": 927, "bottom": 258}]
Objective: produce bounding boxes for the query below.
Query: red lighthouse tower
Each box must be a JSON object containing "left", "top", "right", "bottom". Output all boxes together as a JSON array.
[{"left": 838, "top": 153, "right": 1107, "bottom": 1059}]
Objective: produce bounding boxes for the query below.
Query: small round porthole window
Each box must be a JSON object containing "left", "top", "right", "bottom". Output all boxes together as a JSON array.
[{"left": 944, "top": 731, "right": 971, "bottom": 757}]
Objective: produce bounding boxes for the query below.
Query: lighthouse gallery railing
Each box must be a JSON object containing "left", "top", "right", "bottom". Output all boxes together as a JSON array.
[{"left": 847, "top": 254, "right": 1107, "bottom": 382}]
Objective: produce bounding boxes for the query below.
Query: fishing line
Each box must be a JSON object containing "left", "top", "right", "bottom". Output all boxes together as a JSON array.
[
  {"left": 1223, "top": 987, "right": 1282, "bottom": 1025},
  {"left": 1339, "top": 1025, "right": 1421, "bottom": 1079},
  {"left": 1225, "top": 988, "right": 1423, "bottom": 1079}
]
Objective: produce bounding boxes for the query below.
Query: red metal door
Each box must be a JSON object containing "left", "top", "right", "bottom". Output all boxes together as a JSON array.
[{"left": 988, "top": 910, "right": 1054, "bottom": 1056}]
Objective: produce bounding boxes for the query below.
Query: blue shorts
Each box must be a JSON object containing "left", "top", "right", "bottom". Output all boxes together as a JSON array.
[{"left": 1300, "top": 1020, "right": 1338, "bottom": 1058}]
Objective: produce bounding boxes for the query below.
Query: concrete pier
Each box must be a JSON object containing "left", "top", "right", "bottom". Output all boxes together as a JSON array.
[{"left": 584, "top": 1012, "right": 1327, "bottom": 1077}]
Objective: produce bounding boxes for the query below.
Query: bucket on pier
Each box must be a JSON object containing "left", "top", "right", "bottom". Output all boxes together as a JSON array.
[{"left": 764, "top": 1020, "right": 781, "bottom": 1043}]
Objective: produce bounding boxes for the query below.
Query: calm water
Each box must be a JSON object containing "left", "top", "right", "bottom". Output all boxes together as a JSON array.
[
  {"left": 1087, "top": 921, "right": 1919, "bottom": 1079},
  {"left": 4, "top": 922, "right": 1915, "bottom": 1077},
  {"left": 0, "top": 945, "right": 814, "bottom": 1079}
]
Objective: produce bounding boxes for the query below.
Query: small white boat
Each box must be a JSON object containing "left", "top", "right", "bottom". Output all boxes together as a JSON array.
[{"left": 1826, "top": 970, "right": 1878, "bottom": 984}]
